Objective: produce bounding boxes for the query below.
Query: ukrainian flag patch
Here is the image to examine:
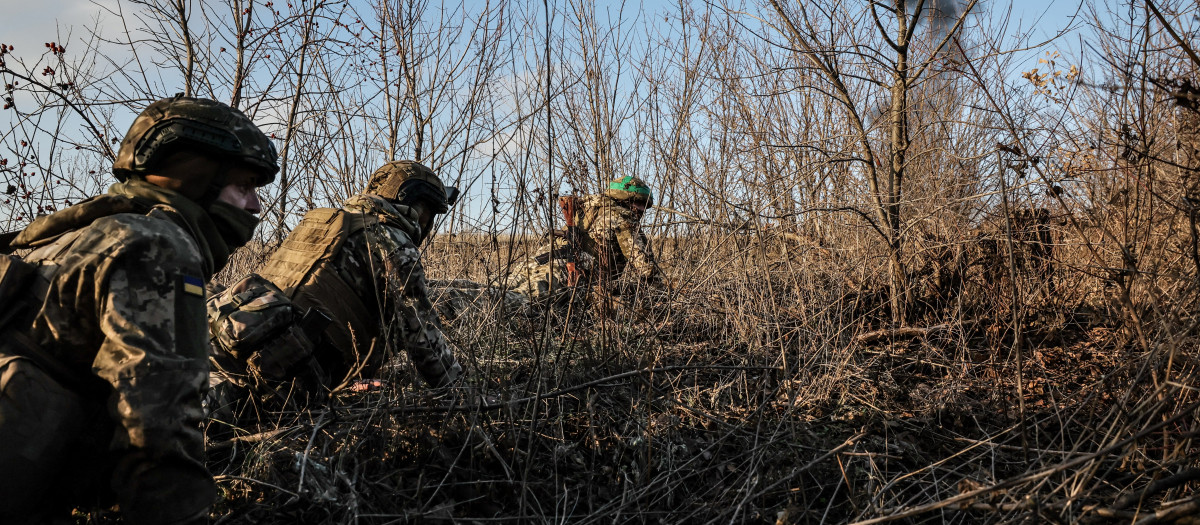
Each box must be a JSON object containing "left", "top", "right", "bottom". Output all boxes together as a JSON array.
[{"left": 182, "top": 275, "right": 205, "bottom": 297}]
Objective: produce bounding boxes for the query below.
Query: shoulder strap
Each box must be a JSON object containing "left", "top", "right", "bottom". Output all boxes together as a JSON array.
[
  {"left": 256, "top": 208, "right": 380, "bottom": 383},
  {"left": 10, "top": 194, "right": 140, "bottom": 250},
  {"left": 257, "top": 208, "right": 373, "bottom": 293}
]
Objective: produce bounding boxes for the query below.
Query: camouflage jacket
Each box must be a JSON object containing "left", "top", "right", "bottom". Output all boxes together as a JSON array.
[
  {"left": 338, "top": 194, "right": 460, "bottom": 387},
  {"left": 5, "top": 181, "right": 218, "bottom": 506},
  {"left": 548, "top": 194, "right": 662, "bottom": 282},
  {"left": 256, "top": 193, "right": 461, "bottom": 388}
]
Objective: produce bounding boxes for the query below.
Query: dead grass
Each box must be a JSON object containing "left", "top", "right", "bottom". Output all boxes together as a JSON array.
[{"left": 186, "top": 215, "right": 1200, "bottom": 524}]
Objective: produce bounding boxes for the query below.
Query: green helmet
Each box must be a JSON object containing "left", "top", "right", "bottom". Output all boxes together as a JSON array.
[
  {"left": 365, "top": 160, "right": 459, "bottom": 213},
  {"left": 604, "top": 175, "right": 653, "bottom": 208},
  {"left": 112, "top": 94, "right": 278, "bottom": 184}
]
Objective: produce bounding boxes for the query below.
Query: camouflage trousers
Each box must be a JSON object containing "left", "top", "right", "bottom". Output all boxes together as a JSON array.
[
  {"left": 0, "top": 355, "right": 212, "bottom": 525},
  {"left": 428, "top": 279, "right": 530, "bottom": 322},
  {"left": 502, "top": 253, "right": 597, "bottom": 305}
]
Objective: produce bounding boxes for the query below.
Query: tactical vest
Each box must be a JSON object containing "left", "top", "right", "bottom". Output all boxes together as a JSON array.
[{"left": 255, "top": 208, "right": 381, "bottom": 383}]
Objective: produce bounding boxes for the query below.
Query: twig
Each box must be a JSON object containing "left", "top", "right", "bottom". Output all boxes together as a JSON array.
[
  {"left": 213, "top": 474, "right": 300, "bottom": 498},
  {"left": 854, "top": 324, "right": 952, "bottom": 344},
  {"left": 749, "top": 431, "right": 868, "bottom": 500},
  {"left": 389, "top": 365, "right": 781, "bottom": 414},
  {"left": 848, "top": 398, "right": 1200, "bottom": 524},
  {"left": 0, "top": 68, "right": 115, "bottom": 159},
  {"left": 1087, "top": 495, "right": 1200, "bottom": 524},
  {"left": 296, "top": 410, "right": 330, "bottom": 495},
  {"left": 1111, "top": 468, "right": 1200, "bottom": 510},
  {"left": 1145, "top": 0, "right": 1200, "bottom": 70},
  {"left": 208, "top": 426, "right": 299, "bottom": 452}
]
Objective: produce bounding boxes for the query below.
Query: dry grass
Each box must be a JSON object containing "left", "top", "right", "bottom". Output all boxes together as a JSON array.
[{"left": 191, "top": 213, "right": 1200, "bottom": 524}]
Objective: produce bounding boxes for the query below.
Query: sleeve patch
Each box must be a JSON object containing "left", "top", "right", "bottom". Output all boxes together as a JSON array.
[{"left": 182, "top": 275, "right": 205, "bottom": 297}]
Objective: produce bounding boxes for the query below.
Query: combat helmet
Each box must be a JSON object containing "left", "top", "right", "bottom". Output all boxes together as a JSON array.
[
  {"left": 112, "top": 94, "right": 279, "bottom": 184},
  {"left": 604, "top": 175, "right": 653, "bottom": 208},
  {"left": 366, "top": 160, "right": 460, "bottom": 213}
]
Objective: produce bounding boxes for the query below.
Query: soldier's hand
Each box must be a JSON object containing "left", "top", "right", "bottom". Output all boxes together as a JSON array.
[{"left": 350, "top": 379, "right": 387, "bottom": 392}]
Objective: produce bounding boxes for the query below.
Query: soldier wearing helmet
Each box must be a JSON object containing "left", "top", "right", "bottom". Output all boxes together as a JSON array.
[
  {"left": 0, "top": 95, "right": 277, "bottom": 524},
  {"left": 509, "top": 174, "right": 664, "bottom": 303},
  {"left": 210, "top": 159, "right": 462, "bottom": 400}
]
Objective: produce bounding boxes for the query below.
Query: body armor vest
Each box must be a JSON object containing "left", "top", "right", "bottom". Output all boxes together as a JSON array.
[{"left": 256, "top": 208, "right": 380, "bottom": 383}]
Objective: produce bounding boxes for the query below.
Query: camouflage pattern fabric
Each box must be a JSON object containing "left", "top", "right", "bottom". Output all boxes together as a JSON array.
[
  {"left": 505, "top": 252, "right": 597, "bottom": 302},
  {"left": 0, "top": 187, "right": 223, "bottom": 524},
  {"left": 206, "top": 274, "right": 323, "bottom": 420},
  {"left": 334, "top": 193, "right": 461, "bottom": 387},
  {"left": 112, "top": 95, "right": 279, "bottom": 183},
  {"left": 255, "top": 193, "right": 461, "bottom": 389},
  {"left": 508, "top": 194, "right": 662, "bottom": 301},
  {"left": 427, "top": 279, "right": 530, "bottom": 322}
]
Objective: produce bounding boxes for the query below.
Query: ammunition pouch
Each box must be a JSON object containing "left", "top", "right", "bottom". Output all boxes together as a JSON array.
[{"left": 206, "top": 274, "right": 326, "bottom": 396}]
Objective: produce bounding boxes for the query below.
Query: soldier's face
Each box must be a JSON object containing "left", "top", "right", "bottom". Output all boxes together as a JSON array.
[
  {"left": 145, "top": 150, "right": 220, "bottom": 200},
  {"left": 628, "top": 200, "right": 647, "bottom": 219},
  {"left": 415, "top": 203, "right": 436, "bottom": 243},
  {"left": 217, "top": 165, "right": 263, "bottom": 214}
]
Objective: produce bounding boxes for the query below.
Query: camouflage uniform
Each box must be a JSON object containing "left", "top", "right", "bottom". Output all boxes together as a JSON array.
[
  {"left": 0, "top": 182, "right": 233, "bottom": 524},
  {"left": 251, "top": 193, "right": 462, "bottom": 389},
  {"left": 509, "top": 194, "right": 662, "bottom": 301},
  {"left": 0, "top": 95, "right": 276, "bottom": 524},
  {"left": 427, "top": 278, "right": 530, "bottom": 323},
  {"left": 205, "top": 274, "right": 325, "bottom": 421}
]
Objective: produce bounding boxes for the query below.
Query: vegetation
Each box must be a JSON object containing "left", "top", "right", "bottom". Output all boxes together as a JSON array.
[{"left": 4, "top": 0, "right": 1199, "bottom": 522}]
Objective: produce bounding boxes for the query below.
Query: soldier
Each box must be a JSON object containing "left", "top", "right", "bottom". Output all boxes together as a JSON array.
[
  {"left": 508, "top": 175, "right": 664, "bottom": 304},
  {"left": 211, "top": 159, "right": 462, "bottom": 394},
  {"left": 0, "top": 95, "right": 277, "bottom": 524}
]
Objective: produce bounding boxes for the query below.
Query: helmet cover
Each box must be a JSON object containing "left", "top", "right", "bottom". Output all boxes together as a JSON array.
[
  {"left": 604, "top": 175, "right": 653, "bottom": 208},
  {"left": 113, "top": 94, "right": 278, "bottom": 185},
  {"left": 365, "top": 160, "right": 457, "bottom": 213}
]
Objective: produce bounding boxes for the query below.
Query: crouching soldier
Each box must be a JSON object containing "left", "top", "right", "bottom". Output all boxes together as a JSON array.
[
  {"left": 508, "top": 175, "right": 665, "bottom": 305},
  {"left": 209, "top": 160, "right": 462, "bottom": 396},
  {"left": 0, "top": 95, "right": 276, "bottom": 524}
]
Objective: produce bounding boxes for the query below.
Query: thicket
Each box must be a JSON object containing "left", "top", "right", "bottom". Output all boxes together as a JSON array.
[{"left": 3, "top": 0, "right": 1199, "bottom": 522}]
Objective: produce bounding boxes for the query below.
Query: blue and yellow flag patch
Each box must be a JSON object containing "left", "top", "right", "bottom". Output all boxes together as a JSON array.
[{"left": 182, "top": 275, "right": 205, "bottom": 297}]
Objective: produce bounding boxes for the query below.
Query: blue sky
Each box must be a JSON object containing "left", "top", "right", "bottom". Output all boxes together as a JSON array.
[
  {"left": 1, "top": 0, "right": 1113, "bottom": 232},
  {"left": 5, "top": 0, "right": 1098, "bottom": 74}
]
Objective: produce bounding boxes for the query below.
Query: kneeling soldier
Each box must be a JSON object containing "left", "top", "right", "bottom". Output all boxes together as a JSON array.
[
  {"left": 0, "top": 95, "right": 277, "bottom": 524},
  {"left": 210, "top": 160, "right": 462, "bottom": 397}
]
